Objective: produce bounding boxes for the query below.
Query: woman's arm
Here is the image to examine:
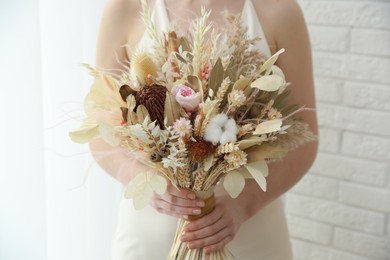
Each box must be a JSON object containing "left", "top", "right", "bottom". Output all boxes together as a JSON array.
[
  {"left": 182, "top": 0, "right": 318, "bottom": 253},
  {"left": 89, "top": 0, "right": 146, "bottom": 186},
  {"left": 89, "top": 0, "right": 204, "bottom": 217}
]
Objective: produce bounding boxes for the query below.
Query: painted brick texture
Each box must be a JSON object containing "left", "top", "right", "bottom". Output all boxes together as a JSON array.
[{"left": 286, "top": 1, "right": 390, "bottom": 259}]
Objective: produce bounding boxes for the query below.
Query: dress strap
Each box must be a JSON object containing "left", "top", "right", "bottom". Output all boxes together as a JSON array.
[{"left": 241, "top": 0, "right": 272, "bottom": 57}]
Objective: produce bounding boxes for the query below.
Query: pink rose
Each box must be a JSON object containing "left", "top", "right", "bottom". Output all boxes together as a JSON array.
[{"left": 171, "top": 85, "right": 202, "bottom": 112}]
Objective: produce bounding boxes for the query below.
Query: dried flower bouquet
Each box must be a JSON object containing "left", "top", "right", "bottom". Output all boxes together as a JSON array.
[{"left": 70, "top": 0, "right": 316, "bottom": 259}]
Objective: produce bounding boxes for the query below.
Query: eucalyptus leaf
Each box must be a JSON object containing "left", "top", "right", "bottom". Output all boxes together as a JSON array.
[
  {"left": 237, "top": 136, "right": 267, "bottom": 150},
  {"left": 150, "top": 174, "right": 167, "bottom": 195},
  {"left": 259, "top": 48, "right": 285, "bottom": 75},
  {"left": 223, "top": 171, "right": 245, "bottom": 198},
  {"left": 253, "top": 119, "right": 282, "bottom": 135},
  {"left": 68, "top": 118, "right": 99, "bottom": 144},
  {"left": 251, "top": 74, "right": 284, "bottom": 92},
  {"left": 244, "top": 160, "right": 269, "bottom": 192}
]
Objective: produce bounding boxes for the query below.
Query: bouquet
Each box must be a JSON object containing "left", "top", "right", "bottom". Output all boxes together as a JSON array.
[{"left": 70, "top": 1, "right": 316, "bottom": 259}]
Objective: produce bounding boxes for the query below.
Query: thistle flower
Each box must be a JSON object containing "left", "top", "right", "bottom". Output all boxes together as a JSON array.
[
  {"left": 204, "top": 113, "right": 238, "bottom": 145},
  {"left": 173, "top": 117, "right": 192, "bottom": 137},
  {"left": 228, "top": 90, "right": 246, "bottom": 107}
]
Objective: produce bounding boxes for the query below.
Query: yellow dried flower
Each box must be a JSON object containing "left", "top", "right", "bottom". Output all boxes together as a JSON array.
[{"left": 131, "top": 51, "right": 158, "bottom": 85}]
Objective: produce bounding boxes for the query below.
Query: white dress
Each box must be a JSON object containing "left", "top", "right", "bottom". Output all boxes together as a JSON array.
[{"left": 112, "top": 0, "right": 293, "bottom": 259}]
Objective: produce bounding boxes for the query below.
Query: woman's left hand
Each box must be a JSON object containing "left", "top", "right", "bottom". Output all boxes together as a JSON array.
[{"left": 180, "top": 194, "right": 246, "bottom": 255}]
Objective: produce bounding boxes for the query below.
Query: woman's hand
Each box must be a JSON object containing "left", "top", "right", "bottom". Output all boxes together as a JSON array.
[
  {"left": 180, "top": 194, "right": 247, "bottom": 255},
  {"left": 150, "top": 182, "right": 205, "bottom": 218}
]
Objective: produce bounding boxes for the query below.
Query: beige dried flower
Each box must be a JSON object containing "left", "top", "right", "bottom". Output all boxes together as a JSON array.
[
  {"left": 267, "top": 108, "right": 282, "bottom": 120},
  {"left": 224, "top": 150, "right": 247, "bottom": 169},
  {"left": 228, "top": 89, "right": 247, "bottom": 107},
  {"left": 216, "top": 143, "right": 239, "bottom": 155},
  {"left": 237, "top": 123, "right": 254, "bottom": 138}
]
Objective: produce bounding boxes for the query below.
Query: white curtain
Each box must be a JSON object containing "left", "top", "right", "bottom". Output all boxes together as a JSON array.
[{"left": 0, "top": 1, "right": 122, "bottom": 260}]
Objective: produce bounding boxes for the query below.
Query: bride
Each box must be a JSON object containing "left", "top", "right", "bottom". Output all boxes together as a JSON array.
[{"left": 89, "top": 0, "right": 318, "bottom": 259}]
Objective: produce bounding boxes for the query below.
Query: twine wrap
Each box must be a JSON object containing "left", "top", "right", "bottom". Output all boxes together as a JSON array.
[
  {"left": 167, "top": 188, "right": 235, "bottom": 260},
  {"left": 188, "top": 189, "right": 215, "bottom": 221}
]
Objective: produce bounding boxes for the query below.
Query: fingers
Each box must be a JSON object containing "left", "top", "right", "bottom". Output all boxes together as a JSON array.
[
  {"left": 184, "top": 208, "right": 222, "bottom": 232},
  {"left": 150, "top": 183, "right": 205, "bottom": 217},
  {"left": 153, "top": 198, "right": 203, "bottom": 216},
  {"left": 181, "top": 214, "right": 224, "bottom": 242},
  {"left": 204, "top": 235, "right": 234, "bottom": 254},
  {"left": 186, "top": 227, "right": 233, "bottom": 251}
]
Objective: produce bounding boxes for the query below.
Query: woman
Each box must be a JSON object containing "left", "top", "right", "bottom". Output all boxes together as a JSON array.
[{"left": 90, "top": 0, "right": 318, "bottom": 259}]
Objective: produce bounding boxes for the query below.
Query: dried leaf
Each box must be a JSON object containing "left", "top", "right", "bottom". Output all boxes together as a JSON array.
[
  {"left": 273, "top": 89, "right": 291, "bottom": 111},
  {"left": 164, "top": 93, "right": 182, "bottom": 126},
  {"left": 225, "top": 59, "right": 238, "bottom": 82},
  {"left": 187, "top": 75, "right": 203, "bottom": 95},
  {"left": 246, "top": 143, "right": 289, "bottom": 161},
  {"left": 223, "top": 170, "right": 245, "bottom": 198},
  {"left": 244, "top": 160, "right": 269, "bottom": 192},
  {"left": 120, "top": 107, "right": 128, "bottom": 123},
  {"left": 253, "top": 119, "right": 282, "bottom": 135},
  {"left": 180, "top": 37, "right": 191, "bottom": 52},
  {"left": 175, "top": 53, "right": 187, "bottom": 64},
  {"left": 259, "top": 48, "right": 285, "bottom": 75},
  {"left": 119, "top": 85, "right": 135, "bottom": 102},
  {"left": 136, "top": 105, "right": 149, "bottom": 123},
  {"left": 124, "top": 172, "right": 151, "bottom": 209},
  {"left": 251, "top": 74, "right": 284, "bottom": 92},
  {"left": 237, "top": 136, "right": 267, "bottom": 150},
  {"left": 126, "top": 95, "right": 138, "bottom": 124},
  {"left": 208, "top": 58, "right": 224, "bottom": 96},
  {"left": 232, "top": 76, "right": 252, "bottom": 96},
  {"left": 68, "top": 118, "right": 99, "bottom": 144},
  {"left": 203, "top": 155, "right": 214, "bottom": 171},
  {"left": 98, "top": 122, "right": 121, "bottom": 146},
  {"left": 149, "top": 174, "right": 167, "bottom": 195}
]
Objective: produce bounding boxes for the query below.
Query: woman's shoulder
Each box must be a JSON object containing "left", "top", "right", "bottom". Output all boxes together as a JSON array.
[
  {"left": 102, "top": 0, "right": 140, "bottom": 22},
  {"left": 251, "top": 0, "right": 307, "bottom": 47}
]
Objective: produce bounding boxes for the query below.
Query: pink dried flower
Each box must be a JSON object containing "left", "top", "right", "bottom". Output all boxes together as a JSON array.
[
  {"left": 201, "top": 63, "right": 212, "bottom": 81},
  {"left": 171, "top": 85, "right": 202, "bottom": 112},
  {"left": 173, "top": 117, "right": 192, "bottom": 137}
]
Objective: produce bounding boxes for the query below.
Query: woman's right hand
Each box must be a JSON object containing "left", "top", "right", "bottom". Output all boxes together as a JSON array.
[{"left": 150, "top": 182, "right": 205, "bottom": 219}]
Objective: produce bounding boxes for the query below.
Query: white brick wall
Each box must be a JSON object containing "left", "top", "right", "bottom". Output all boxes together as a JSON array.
[{"left": 286, "top": 1, "right": 390, "bottom": 259}]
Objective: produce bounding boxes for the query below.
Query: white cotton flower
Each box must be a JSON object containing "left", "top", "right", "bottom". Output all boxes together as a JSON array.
[
  {"left": 204, "top": 113, "right": 238, "bottom": 145},
  {"left": 212, "top": 113, "right": 229, "bottom": 127}
]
